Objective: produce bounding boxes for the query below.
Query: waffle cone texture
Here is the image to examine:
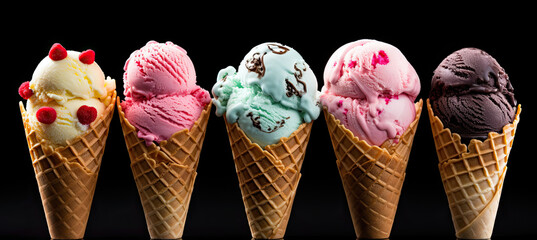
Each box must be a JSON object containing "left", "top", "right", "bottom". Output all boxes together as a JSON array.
[
  {"left": 427, "top": 99, "right": 521, "bottom": 239},
  {"left": 117, "top": 97, "right": 211, "bottom": 239},
  {"left": 224, "top": 117, "right": 313, "bottom": 239},
  {"left": 20, "top": 91, "right": 116, "bottom": 239},
  {"left": 323, "top": 99, "right": 423, "bottom": 239}
]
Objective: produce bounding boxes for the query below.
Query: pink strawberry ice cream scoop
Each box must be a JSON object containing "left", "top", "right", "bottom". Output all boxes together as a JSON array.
[
  {"left": 320, "top": 39, "right": 420, "bottom": 146},
  {"left": 123, "top": 41, "right": 198, "bottom": 99},
  {"left": 121, "top": 41, "right": 210, "bottom": 145}
]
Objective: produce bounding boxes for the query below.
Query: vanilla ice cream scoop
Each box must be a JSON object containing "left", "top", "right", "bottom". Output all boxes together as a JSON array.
[{"left": 19, "top": 43, "right": 116, "bottom": 147}]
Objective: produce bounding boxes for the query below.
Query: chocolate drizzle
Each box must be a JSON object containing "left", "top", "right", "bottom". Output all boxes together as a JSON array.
[
  {"left": 285, "top": 79, "right": 301, "bottom": 97},
  {"left": 286, "top": 62, "right": 308, "bottom": 97},
  {"left": 267, "top": 43, "right": 290, "bottom": 54},
  {"left": 294, "top": 63, "right": 307, "bottom": 91},
  {"left": 247, "top": 112, "right": 290, "bottom": 133},
  {"left": 246, "top": 43, "right": 291, "bottom": 78},
  {"left": 245, "top": 52, "right": 266, "bottom": 78}
]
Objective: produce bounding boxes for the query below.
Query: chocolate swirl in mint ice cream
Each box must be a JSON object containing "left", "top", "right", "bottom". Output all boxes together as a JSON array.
[{"left": 429, "top": 48, "right": 516, "bottom": 143}]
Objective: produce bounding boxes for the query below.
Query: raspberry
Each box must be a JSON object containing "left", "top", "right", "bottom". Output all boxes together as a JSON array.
[
  {"left": 79, "top": 49, "right": 95, "bottom": 64},
  {"left": 49, "top": 43, "right": 67, "bottom": 61},
  {"left": 18, "top": 81, "right": 33, "bottom": 99},
  {"left": 36, "top": 107, "right": 56, "bottom": 124},
  {"left": 77, "top": 105, "right": 97, "bottom": 125}
]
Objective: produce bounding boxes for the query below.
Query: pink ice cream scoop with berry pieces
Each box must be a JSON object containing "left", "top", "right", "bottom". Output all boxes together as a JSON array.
[
  {"left": 120, "top": 41, "right": 211, "bottom": 146},
  {"left": 320, "top": 39, "right": 420, "bottom": 146},
  {"left": 18, "top": 43, "right": 116, "bottom": 147}
]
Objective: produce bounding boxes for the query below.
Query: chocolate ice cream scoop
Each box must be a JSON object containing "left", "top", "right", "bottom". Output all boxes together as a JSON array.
[{"left": 429, "top": 48, "right": 516, "bottom": 142}]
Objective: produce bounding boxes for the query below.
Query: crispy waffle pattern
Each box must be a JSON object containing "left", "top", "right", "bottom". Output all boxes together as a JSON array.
[
  {"left": 324, "top": 100, "right": 422, "bottom": 239},
  {"left": 117, "top": 98, "right": 211, "bottom": 239},
  {"left": 427, "top": 99, "right": 521, "bottom": 239},
  {"left": 224, "top": 118, "right": 313, "bottom": 239},
  {"left": 20, "top": 91, "right": 116, "bottom": 239}
]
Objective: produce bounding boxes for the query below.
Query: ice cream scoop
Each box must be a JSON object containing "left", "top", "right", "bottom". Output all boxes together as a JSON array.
[
  {"left": 429, "top": 47, "right": 516, "bottom": 142},
  {"left": 320, "top": 39, "right": 420, "bottom": 146},
  {"left": 212, "top": 42, "right": 320, "bottom": 147},
  {"left": 121, "top": 41, "right": 211, "bottom": 145},
  {"left": 19, "top": 43, "right": 116, "bottom": 147}
]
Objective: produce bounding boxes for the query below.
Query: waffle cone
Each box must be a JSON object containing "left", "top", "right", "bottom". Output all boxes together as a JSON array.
[
  {"left": 223, "top": 117, "right": 313, "bottom": 239},
  {"left": 117, "top": 97, "right": 211, "bottom": 239},
  {"left": 323, "top": 99, "right": 422, "bottom": 239},
  {"left": 20, "top": 91, "right": 116, "bottom": 239},
  {"left": 427, "top": 99, "right": 521, "bottom": 239}
]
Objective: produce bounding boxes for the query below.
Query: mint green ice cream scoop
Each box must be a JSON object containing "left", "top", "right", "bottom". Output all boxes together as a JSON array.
[{"left": 212, "top": 42, "right": 320, "bottom": 147}]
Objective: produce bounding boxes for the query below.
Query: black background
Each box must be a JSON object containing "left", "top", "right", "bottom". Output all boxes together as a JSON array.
[{"left": 3, "top": 5, "right": 535, "bottom": 240}]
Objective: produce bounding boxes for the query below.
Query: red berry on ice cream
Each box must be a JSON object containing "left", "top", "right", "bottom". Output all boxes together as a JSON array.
[
  {"left": 49, "top": 43, "right": 67, "bottom": 61},
  {"left": 77, "top": 105, "right": 97, "bottom": 125},
  {"left": 36, "top": 107, "right": 56, "bottom": 124},
  {"left": 79, "top": 50, "right": 95, "bottom": 64},
  {"left": 18, "top": 81, "right": 33, "bottom": 99}
]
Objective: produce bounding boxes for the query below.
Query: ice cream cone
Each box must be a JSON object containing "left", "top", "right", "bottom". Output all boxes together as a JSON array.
[
  {"left": 223, "top": 117, "right": 313, "bottom": 239},
  {"left": 117, "top": 97, "right": 211, "bottom": 239},
  {"left": 427, "top": 99, "right": 521, "bottom": 239},
  {"left": 19, "top": 91, "right": 116, "bottom": 239},
  {"left": 323, "top": 99, "right": 422, "bottom": 239}
]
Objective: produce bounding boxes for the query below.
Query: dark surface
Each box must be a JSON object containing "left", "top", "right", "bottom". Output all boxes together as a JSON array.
[
  {"left": 0, "top": 237, "right": 533, "bottom": 240},
  {"left": 3, "top": 4, "right": 536, "bottom": 240},
  {"left": 429, "top": 48, "right": 517, "bottom": 142}
]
